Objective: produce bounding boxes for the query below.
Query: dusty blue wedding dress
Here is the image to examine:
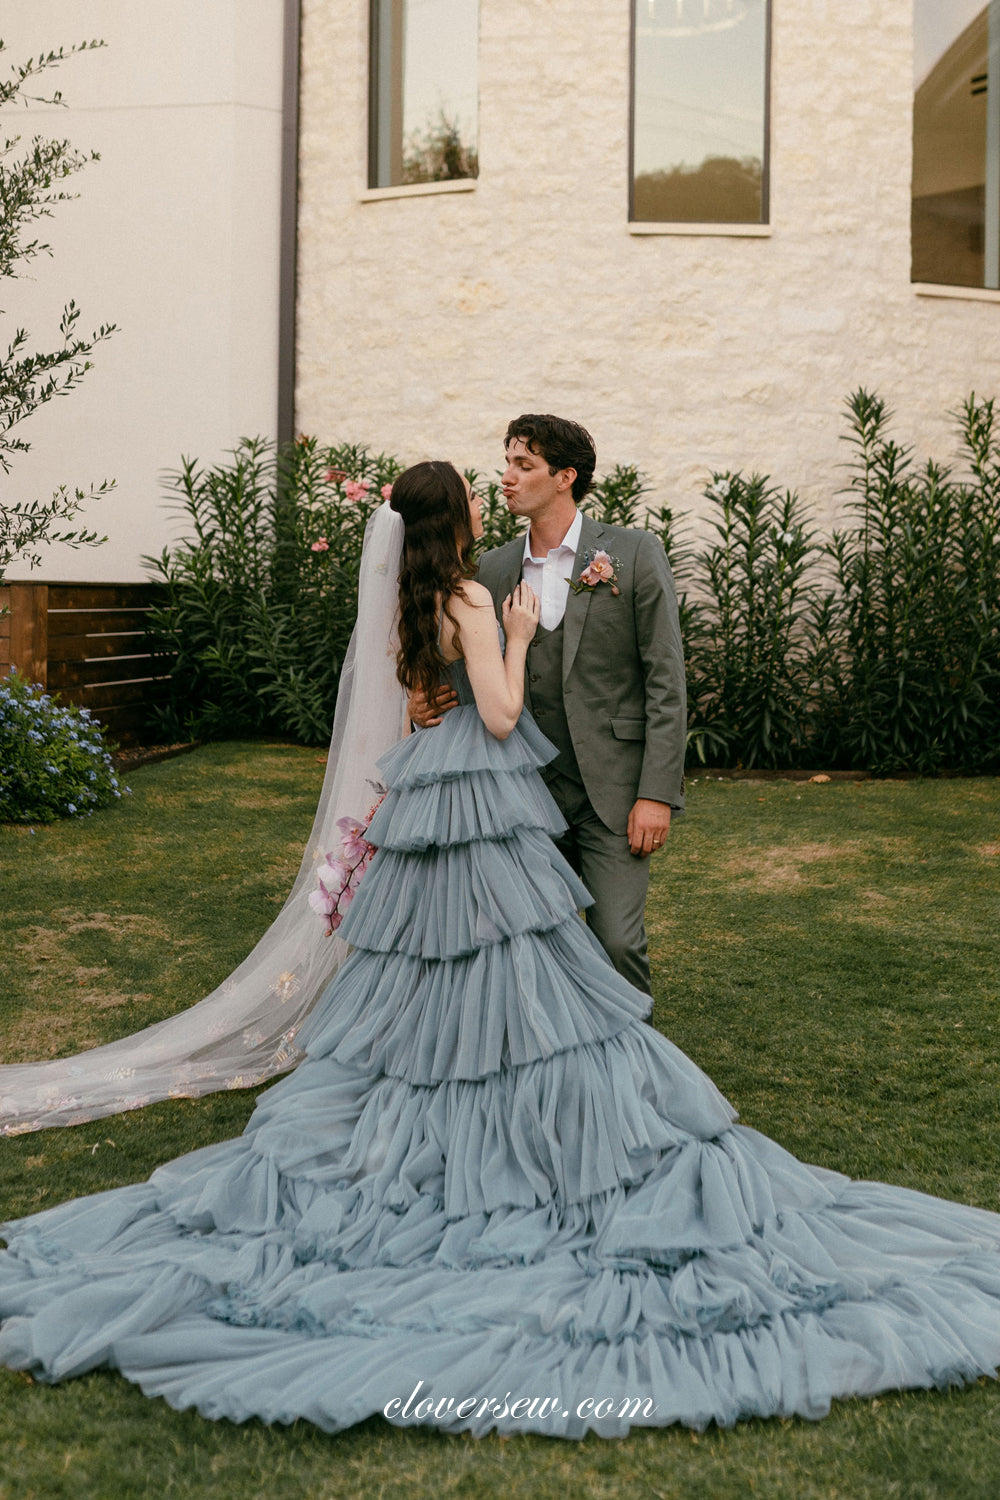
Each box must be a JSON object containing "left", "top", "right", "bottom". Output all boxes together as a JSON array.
[{"left": 4, "top": 659, "right": 1000, "bottom": 1436}]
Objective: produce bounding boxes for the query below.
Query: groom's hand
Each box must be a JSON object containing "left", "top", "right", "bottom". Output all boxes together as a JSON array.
[
  {"left": 408, "top": 685, "right": 459, "bottom": 727},
  {"left": 627, "top": 798, "right": 671, "bottom": 858}
]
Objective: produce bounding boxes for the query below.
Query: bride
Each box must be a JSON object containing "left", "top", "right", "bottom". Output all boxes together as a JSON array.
[{"left": 4, "top": 461, "right": 1000, "bottom": 1437}]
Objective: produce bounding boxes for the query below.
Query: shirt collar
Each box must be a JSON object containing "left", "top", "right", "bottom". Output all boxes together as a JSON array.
[{"left": 523, "top": 508, "right": 583, "bottom": 564}]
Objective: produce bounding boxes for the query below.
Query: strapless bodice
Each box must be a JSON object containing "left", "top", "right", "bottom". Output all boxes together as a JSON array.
[{"left": 443, "top": 655, "right": 477, "bottom": 707}]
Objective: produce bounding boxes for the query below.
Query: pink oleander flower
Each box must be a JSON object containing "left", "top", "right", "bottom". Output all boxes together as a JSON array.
[
  {"left": 311, "top": 538, "right": 330, "bottom": 553},
  {"left": 381, "top": 482, "right": 394, "bottom": 501},
  {"left": 343, "top": 479, "right": 372, "bottom": 503},
  {"left": 325, "top": 467, "right": 348, "bottom": 484}
]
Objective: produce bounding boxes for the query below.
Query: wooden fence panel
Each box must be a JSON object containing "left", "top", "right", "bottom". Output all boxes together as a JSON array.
[
  {"left": 1, "top": 581, "right": 174, "bottom": 745},
  {"left": 47, "top": 609, "right": 152, "bottom": 638},
  {"left": 77, "top": 679, "right": 171, "bottom": 711},
  {"left": 47, "top": 583, "right": 164, "bottom": 611},
  {"left": 48, "top": 631, "right": 150, "bottom": 663},
  {"left": 4, "top": 583, "right": 48, "bottom": 683},
  {"left": 47, "top": 655, "right": 173, "bottom": 690}
]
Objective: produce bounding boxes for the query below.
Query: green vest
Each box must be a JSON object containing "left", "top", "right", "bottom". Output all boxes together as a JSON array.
[{"left": 527, "top": 622, "right": 582, "bottom": 783}]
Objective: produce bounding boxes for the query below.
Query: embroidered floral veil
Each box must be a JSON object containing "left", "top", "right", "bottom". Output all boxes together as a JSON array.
[{"left": 0, "top": 504, "right": 407, "bottom": 1136}]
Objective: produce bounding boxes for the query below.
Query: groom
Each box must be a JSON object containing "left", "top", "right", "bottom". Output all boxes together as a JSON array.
[{"left": 419, "top": 414, "right": 686, "bottom": 995}]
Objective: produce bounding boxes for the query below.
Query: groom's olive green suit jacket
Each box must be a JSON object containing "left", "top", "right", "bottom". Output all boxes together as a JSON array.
[{"left": 477, "top": 514, "right": 686, "bottom": 835}]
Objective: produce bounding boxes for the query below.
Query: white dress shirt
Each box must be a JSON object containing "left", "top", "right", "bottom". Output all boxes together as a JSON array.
[{"left": 521, "top": 510, "right": 583, "bottom": 631}]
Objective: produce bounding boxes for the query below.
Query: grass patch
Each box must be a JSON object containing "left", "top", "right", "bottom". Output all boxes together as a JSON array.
[{"left": 2, "top": 753, "right": 1000, "bottom": 1499}]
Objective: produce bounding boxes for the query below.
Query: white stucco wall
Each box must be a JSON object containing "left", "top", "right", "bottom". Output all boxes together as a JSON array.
[
  {"left": 296, "top": 0, "right": 1000, "bottom": 536},
  {"left": 3, "top": 0, "right": 285, "bottom": 581}
]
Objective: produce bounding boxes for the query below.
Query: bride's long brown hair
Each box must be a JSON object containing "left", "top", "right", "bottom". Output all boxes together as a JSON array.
[{"left": 389, "top": 460, "right": 477, "bottom": 699}]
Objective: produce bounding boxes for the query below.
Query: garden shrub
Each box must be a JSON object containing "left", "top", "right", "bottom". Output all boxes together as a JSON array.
[
  {"left": 146, "top": 442, "right": 648, "bottom": 747},
  {"left": 145, "top": 439, "right": 402, "bottom": 745},
  {"left": 534, "top": 397, "right": 995, "bottom": 773},
  {"left": 145, "top": 393, "right": 1000, "bottom": 773},
  {"left": 810, "top": 390, "right": 1000, "bottom": 774},
  {"left": 0, "top": 670, "right": 126, "bottom": 823},
  {"left": 681, "top": 473, "right": 820, "bottom": 769}
]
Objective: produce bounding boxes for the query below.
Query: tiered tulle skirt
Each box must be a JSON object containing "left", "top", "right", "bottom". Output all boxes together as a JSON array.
[{"left": 3, "top": 706, "right": 1000, "bottom": 1436}]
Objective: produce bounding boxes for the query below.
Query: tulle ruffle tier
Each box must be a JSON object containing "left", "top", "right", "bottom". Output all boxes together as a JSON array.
[{"left": 5, "top": 699, "right": 1000, "bottom": 1435}]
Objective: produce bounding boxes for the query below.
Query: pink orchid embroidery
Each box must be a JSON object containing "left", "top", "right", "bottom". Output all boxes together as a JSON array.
[
  {"left": 381, "top": 482, "right": 394, "bottom": 501},
  {"left": 324, "top": 467, "right": 347, "bottom": 484},
  {"left": 568, "top": 548, "right": 621, "bottom": 596},
  {"left": 343, "top": 479, "right": 372, "bottom": 503},
  {"left": 311, "top": 795, "right": 385, "bottom": 935},
  {"left": 337, "top": 815, "right": 372, "bottom": 863},
  {"left": 311, "top": 538, "right": 330, "bottom": 553}
]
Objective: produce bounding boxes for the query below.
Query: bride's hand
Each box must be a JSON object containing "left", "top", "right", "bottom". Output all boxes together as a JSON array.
[{"left": 502, "top": 582, "right": 540, "bottom": 643}]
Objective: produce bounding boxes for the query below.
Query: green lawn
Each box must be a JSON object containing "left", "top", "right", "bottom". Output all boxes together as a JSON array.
[{"left": 1, "top": 747, "right": 1000, "bottom": 1500}]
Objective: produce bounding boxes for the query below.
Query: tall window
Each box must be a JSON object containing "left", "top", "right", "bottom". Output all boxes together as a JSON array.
[
  {"left": 630, "top": 0, "right": 770, "bottom": 224},
  {"left": 368, "top": 0, "right": 479, "bottom": 189},
  {"left": 912, "top": 3, "right": 999, "bottom": 288}
]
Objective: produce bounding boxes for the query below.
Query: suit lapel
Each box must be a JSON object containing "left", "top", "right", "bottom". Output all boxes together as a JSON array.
[
  {"left": 480, "top": 537, "right": 531, "bottom": 707},
  {"left": 562, "top": 514, "right": 604, "bottom": 681},
  {"left": 488, "top": 540, "right": 525, "bottom": 622}
]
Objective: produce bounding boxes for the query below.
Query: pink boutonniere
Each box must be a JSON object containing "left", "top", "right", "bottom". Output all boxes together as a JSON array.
[{"left": 567, "top": 548, "right": 621, "bottom": 596}]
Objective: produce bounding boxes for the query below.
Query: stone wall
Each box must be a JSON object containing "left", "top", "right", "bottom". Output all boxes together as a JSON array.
[{"left": 297, "top": 0, "right": 1000, "bottom": 535}]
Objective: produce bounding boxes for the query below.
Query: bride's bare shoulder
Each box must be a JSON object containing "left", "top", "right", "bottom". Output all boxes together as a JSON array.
[
  {"left": 450, "top": 579, "right": 494, "bottom": 612},
  {"left": 440, "top": 580, "right": 498, "bottom": 662}
]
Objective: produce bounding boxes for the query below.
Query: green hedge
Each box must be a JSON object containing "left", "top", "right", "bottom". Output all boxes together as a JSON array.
[{"left": 145, "top": 392, "right": 1000, "bottom": 774}]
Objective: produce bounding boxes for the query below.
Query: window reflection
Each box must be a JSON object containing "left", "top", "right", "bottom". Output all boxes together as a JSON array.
[
  {"left": 369, "top": 0, "right": 479, "bottom": 189},
  {"left": 912, "top": 2, "right": 997, "bottom": 288},
  {"left": 631, "top": 0, "right": 770, "bottom": 223}
]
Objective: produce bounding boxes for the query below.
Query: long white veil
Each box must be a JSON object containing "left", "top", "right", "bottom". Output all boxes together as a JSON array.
[{"left": 0, "top": 503, "right": 407, "bottom": 1136}]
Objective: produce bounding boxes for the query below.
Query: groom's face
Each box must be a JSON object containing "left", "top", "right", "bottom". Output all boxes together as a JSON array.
[{"left": 502, "top": 438, "right": 574, "bottom": 521}]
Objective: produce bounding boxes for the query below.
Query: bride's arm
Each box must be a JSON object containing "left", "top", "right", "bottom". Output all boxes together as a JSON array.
[{"left": 446, "top": 580, "right": 539, "bottom": 739}]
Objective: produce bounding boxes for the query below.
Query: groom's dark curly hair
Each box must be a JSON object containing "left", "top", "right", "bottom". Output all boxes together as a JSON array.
[{"left": 505, "top": 414, "right": 597, "bottom": 502}]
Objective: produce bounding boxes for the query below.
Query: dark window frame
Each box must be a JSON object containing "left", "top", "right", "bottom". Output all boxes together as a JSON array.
[
  {"left": 628, "top": 0, "right": 773, "bottom": 226},
  {"left": 911, "top": 2, "right": 1000, "bottom": 290},
  {"left": 368, "top": 0, "right": 403, "bottom": 190},
  {"left": 367, "top": 0, "right": 479, "bottom": 192}
]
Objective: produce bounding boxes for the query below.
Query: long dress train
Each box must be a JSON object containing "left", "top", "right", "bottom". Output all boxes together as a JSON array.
[{"left": 3, "top": 662, "right": 1000, "bottom": 1436}]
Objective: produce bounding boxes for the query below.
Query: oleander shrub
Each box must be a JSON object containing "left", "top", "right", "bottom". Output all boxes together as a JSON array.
[
  {"left": 682, "top": 473, "right": 820, "bottom": 769},
  {"left": 144, "top": 439, "right": 402, "bottom": 745},
  {"left": 809, "top": 390, "right": 1000, "bottom": 774},
  {"left": 0, "top": 670, "right": 126, "bottom": 823},
  {"left": 146, "top": 393, "right": 1000, "bottom": 772},
  {"left": 685, "top": 391, "right": 1000, "bottom": 773},
  {"left": 145, "top": 440, "right": 538, "bottom": 746}
]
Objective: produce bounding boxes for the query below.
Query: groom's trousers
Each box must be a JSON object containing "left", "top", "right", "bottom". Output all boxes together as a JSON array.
[{"left": 544, "top": 769, "right": 653, "bottom": 998}]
